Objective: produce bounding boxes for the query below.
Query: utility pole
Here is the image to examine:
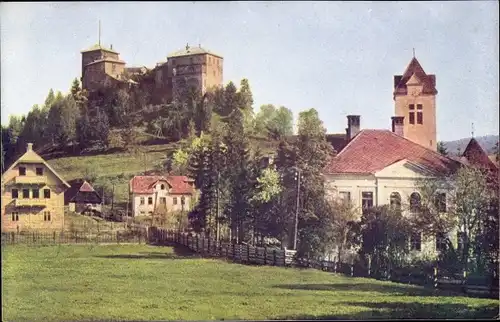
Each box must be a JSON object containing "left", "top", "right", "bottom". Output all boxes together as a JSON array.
[
  {"left": 293, "top": 167, "right": 301, "bottom": 250},
  {"left": 216, "top": 171, "right": 220, "bottom": 243}
]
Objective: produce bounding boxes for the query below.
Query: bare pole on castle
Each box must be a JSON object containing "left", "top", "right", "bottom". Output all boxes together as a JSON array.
[
  {"left": 98, "top": 20, "right": 101, "bottom": 46},
  {"left": 413, "top": 48, "right": 415, "bottom": 58}
]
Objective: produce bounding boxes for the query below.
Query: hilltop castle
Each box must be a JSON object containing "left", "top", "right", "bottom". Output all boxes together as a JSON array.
[{"left": 81, "top": 42, "right": 224, "bottom": 104}]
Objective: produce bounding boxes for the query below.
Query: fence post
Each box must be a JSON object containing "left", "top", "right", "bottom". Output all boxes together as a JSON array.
[
  {"left": 208, "top": 237, "right": 211, "bottom": 255},
  {"left": 247, "top": 244, "right": 250, "bottom": 263},
  {"left": 32, "top": 232, "right": 35, "bottom": 243},
  {"left": 264, "top": 247, "right": 267, "bottom": 265},
  {"left": 368, "top": 256, "right": 371, "bottom": 276},
  {"left": 434, "top": 267, "right": 438, "bottom": 289},
  {"left": 462, "top": 269, "right": 468, "bottom": 293},
  {"left": 116, "top": 231, "right": 119, "bottom": 244},
  {"left": 273, "top": 249, "right": 277, "bottom": 266},
  {"left": 351, "top": 264, "right": 354, "bottom": 277},
  {"left": 232, "top": 243, "right": 236, "bottom": 260},
  {"left": 53, "top": 231, "right": 56, "bottom": 244},
  {"left": 196, "top": 235, "right": 199, "bottom": 252}
]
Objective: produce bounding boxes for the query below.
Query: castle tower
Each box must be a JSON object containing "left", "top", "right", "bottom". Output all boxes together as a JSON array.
[
  {"left": 165, "top": 43, "right": 224, "bottom": 100},
  {"left": 393, "top": 56, "right": 438, "bottom": 151},
  {"left": 81, "top": 44, "right": 126, "bottom": 92}
]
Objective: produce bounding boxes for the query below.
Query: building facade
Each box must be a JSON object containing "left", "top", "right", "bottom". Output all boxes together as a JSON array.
[
  {"left": 1, "top": 143, "right": 70, "bottom": 232},
  {"left": 129, "top": 175, "right": 196, "bottom": 217}
]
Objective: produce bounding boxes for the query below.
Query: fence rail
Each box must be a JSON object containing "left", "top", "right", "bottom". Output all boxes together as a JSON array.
[{"left": 149, "top": 227, "right": 499, "bottom": 299}]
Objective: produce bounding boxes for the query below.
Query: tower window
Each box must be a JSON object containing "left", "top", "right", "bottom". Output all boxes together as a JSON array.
[
  {"left": 409, "top": 112, "right": 415, "bottom": 124},
  {"left": 417, "top": 104, "right": 422, "bottom": 110},
  {"left": 409, "top": 104, "right": 415, "bottom": 110},
  {"left": 417, "top": 111, "right": 423, "bottom": 124}
]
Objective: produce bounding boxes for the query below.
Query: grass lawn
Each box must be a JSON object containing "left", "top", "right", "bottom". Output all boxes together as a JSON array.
[{"left": 2, "top": 244, "right": 498, "bottom": 321}]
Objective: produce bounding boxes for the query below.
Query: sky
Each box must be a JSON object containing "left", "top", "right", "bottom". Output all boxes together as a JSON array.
[{"left": 1, "top": 1, "right": 498, "bottom": 141}]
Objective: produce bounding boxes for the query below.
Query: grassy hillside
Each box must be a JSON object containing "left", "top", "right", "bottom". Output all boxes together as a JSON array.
[
  {"left": 44, "top": 130, "right": 279, "bottom": 205},
  {"left": 3, "top": 244, "right": 498, "bottom": 320}
]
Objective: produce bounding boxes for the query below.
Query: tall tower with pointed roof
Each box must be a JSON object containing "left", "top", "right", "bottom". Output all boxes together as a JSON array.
[{"left": 393, "top": 56, "right": 438, "bottom": 151}]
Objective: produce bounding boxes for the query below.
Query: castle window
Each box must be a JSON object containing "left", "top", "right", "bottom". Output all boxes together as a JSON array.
[
  {"left": 409, "top": 104, "right": 415, "bottom": 110},
  {"left": 417, "top": 104, "right": 422, "bottom": 110}
]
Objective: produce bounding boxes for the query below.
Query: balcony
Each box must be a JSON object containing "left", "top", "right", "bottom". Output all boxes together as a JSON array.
[
  {"left": 14, "top": 176, "right": 47, "bottom": 185},
  {"left": 14, "top": 199, "right": 48, "bottom": 208}
]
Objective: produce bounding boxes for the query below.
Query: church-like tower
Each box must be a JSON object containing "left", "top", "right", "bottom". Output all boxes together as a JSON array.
[{"left": 393, "top": 56, "right": 438, "bottom": 151}]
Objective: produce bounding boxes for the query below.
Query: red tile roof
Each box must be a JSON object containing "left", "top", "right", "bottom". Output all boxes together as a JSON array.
[
  {"left": 394, "top": 57, "right": 437, "bottom": 97},
  {"left": 324, "top": 129, "right": 460, "bottom": 175},
  {"left": 130, "top": 175, "right": 194, "bottom": 195}
]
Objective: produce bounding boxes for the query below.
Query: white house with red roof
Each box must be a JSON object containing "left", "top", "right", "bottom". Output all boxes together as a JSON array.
[
  {"left": 129, "top": 175, "right": 196, "bottom": 217},
  {"left": 323, "top": 116, "right": 461, "bottom": 258}
]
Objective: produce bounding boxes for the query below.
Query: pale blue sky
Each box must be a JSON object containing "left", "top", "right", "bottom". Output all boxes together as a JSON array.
[{"left": 1, "top": 2, "right": 498, "bottom": 141}]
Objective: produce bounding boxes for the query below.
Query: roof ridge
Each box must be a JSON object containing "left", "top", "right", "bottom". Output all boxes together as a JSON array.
[{"left": 334, "top": 130, "right": 366, "bottom": 158}]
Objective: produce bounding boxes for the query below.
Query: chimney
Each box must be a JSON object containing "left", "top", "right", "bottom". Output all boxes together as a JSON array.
[
  {"left": 27, "top": 143, "right": 33, "bottom": 152},
  {"left": 346, "top": 115, "right": 361, "bottom": 141},
  {"left": 391, "top": 116, "right": 404, "bottom": 137},
  {"left": 110, "top": 44, "right": 113, "bottom": 50}
]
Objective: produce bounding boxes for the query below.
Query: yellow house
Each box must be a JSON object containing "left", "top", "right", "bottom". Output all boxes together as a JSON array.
[{"left": 1, "top": 143, "right": 70, "bottom": 232}]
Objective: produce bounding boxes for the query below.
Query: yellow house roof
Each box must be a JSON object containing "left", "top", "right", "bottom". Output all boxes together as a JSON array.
[{"left": 1, "top": 143, "right": 70, "bottom": 188}]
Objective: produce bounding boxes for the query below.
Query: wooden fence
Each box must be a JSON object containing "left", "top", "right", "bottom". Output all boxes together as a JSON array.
[
  {"left": 151, "top": 228, "right": 499, "bottom": 299},
  {"left": 1, "top": 227, "right": 149, "bottom": 245}
]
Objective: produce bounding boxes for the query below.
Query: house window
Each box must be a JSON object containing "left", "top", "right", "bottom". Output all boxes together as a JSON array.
[
  {"left": 140, "top": 197, "right": 145, "bottom": 205},
  {"left": 417, "top": 104, "right": 423, "bottom": 124},
  {"left": 19, "top": 167, "right": 26, "bottom": 176},
  {"left": 22, "top": 189, "right": 30, "bottom": 199},
  {"left": 160, "top": 184, "right": 165, "bottom": 190},
  {"left": 390, "top": 192, "right": 401, "bottom": 212},
  {"left": 36, "top": 167, "right": 44, "bottom": 176},
  {"left": 148, "top": 211, "right": 153, "bottom": 215},
  {"left": 361, "top": 192, "right": 373, "bottom": 213},
  {"left": 173, "top": 197, "right": 178, "bottom": 205},
  {"left": 140, "top": 211, "right": 145, "bottom": 215},
  {"left": 44, "top": 211, "right": 51, "bottom": 221},
  {"left": 12, "top": 189, "right": 19, "bottom": 199},
  {"left": 148, "top": 197, "right": 153, "bottom": 205},
  {"left": 339, "top": 191, "right": 351, "bottom": 205},
  {"left": 32, "top": 189, "right": 40, "bottom": 199},
  {"left": 410, "top": 232, "right": 422, "bottom": 251},
  {"left": 181, "top": 196, "right": 186, "bottom": 205},
  {"left": 160, "top": 197, "right": 166, "bottom": 205},
  {"left": 434, "top": 193, "right": 447, "bottom": 212},
  {"left": 11, "top": 212, "right": 19, "bottom": 222},
  {"left": 436, "top": 232, "right": 447, "bottom": 252},
  {"left": 410, "top": 192, "right": 421, "bottom": 213},
  {"left": 43, "top": 189, "right": 51, "bottom": 199}
]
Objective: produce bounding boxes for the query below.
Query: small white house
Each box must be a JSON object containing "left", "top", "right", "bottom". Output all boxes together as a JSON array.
[{"left": 129, "top": 175, "right": 196, "bottom": 217}]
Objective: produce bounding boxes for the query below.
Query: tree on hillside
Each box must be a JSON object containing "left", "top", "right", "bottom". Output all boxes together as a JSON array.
[
  {"left": 94, "top": 107, "right": 110, "bottom": 148},
  {"left": 437, "top": 141, "right": 448, "bottom": 156},
  {"left": 47, "top": 95, "right": 78, "bottom": 146},
  {"left": 254, "top": 104, "right": 294, "bottom": 140},
  {"left": 238, "top": 79, "right": 255, "bottom": 135},
  {"left": 7, "top": 115, "right": 24, "bottom": 145},
  {"left": 70, "top": 78, "right": 81, "bottom": 100},
  {"left": 76, "top": 104, "right": 94, "bottom": 150}
]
